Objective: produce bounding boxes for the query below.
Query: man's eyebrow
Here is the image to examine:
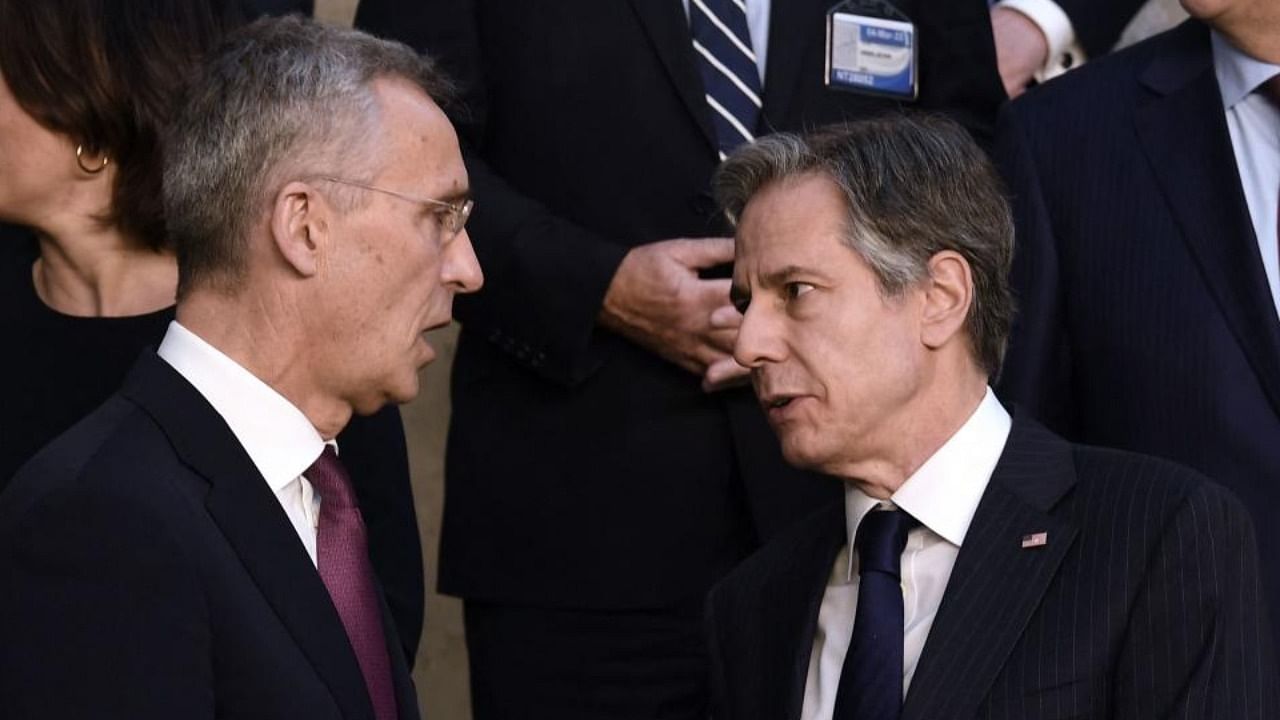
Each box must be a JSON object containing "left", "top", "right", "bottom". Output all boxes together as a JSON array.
[
  {"left": 761, "top": 264, "right": 830, "bottom": 287},
  {"left": 436, "top": 187, "right": 471, "bottom": 203}
]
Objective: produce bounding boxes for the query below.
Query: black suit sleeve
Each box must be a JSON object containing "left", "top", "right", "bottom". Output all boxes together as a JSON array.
[
  {"left": 356, "top": 0, "right": 629, "bottom": 388},
  {"left": 1113, "top": 483, "right": 1280, "bottom": 718},
  {"left": 1052, "top": 0, "right": 1149, "bottom": 57},
  {"left": 0, "top": 483, "right": 213, "bottom": 719},
  {"left": 993, "top": 101, "right": 1077, "bottom": 434}
]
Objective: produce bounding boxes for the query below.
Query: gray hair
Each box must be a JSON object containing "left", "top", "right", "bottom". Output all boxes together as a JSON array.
[
  {"left": 713, "top": 114, "right": 1015, "bottom": 378},
  {"left": 163, "top": 15, "right": 455, "bottom": 298}
]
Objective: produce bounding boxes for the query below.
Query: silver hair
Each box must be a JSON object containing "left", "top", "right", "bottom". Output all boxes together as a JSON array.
[
  {"left": 713, "top": 114, "right": 1016, "bottom": 378},
  {"left": 163, "top": 15, "right": 454, "bottom": 298}
]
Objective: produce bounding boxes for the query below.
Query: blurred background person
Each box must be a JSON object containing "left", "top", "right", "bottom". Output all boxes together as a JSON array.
[
  {"left": 992, "top": 0, "right": 1149, "bottom": 97},
  {"left": 0, "top": 0, "right": 425, "bottom": 664},
  {"left": 996, "top": 0, "right": 1280, "bottom": 650}
]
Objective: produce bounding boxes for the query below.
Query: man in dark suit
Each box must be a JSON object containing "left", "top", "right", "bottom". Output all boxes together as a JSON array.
[
  {"left": 707, "top": 115, "right": 1276, "bottom": 719},
  {"left": 991, "top": 0, "right": 1149, "bottom": 97},
  {"left": 0, "top": 17, "right": 482, "bottom": 719},
  {"left": 995, "top": 0, "right": 1280, "bottom": 649},
  {"left": 353, "top": 1, "right": 1004, "bottom": 716}
]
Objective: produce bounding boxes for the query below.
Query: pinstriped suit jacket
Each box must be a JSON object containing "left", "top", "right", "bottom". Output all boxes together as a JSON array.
[
  {"left": 995, "top": 18, "right": 1280, "bottom": 653},
  {"left": 706, "top": 414, "right": 1279, "bottom": 719}
]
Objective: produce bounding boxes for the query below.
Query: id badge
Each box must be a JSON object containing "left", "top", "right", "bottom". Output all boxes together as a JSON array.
[{"left": 825, "top": 0, "right": 918, "bottom": 100}]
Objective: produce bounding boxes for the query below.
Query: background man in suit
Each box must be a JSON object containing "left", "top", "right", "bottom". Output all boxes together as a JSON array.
[
  {"left": 0, "top": 17, "right": 482, "bottom": 719},
  {"left": 992, "top": 0, "right": 1149, "bottom": 96},
  {"left": 353, "top": 1, "right": 1004, "bottom": 716},
  {"left": 995, "top": 0, "right": 1280, "bottom": 650},
  {"left": 707, "top": 116, "right": 1276, "bottom": 720}
]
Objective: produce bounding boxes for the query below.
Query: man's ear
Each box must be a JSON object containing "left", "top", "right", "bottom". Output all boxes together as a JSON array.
[
  {"left": 920, "top": 250, "right": 973, "bottom": 350},
  {"left": 269, "top": 181, "right": 328, "bottom": 278}
]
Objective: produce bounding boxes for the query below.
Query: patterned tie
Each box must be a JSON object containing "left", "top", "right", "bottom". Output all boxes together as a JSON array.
[
  {"left": 308, "top": 446, "right": 398, "bottom": 720},
  {"left": 689, "top": 0, "right": 763, "bottom": 160},
  {"left": 832, "top": 509, "right": 919, "bottom": 720}
]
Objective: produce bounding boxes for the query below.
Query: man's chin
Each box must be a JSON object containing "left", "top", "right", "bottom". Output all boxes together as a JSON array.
[
  {"left": 351, "top": 377, "right": 421, "bottom": 416},
  {"left": 778, "top": 437, "right": 824, "bottom": 472}
]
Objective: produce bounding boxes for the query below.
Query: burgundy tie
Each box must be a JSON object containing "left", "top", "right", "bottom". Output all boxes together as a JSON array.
[{"left": 307, "top": 446, "right": 398, "bottom": 720}]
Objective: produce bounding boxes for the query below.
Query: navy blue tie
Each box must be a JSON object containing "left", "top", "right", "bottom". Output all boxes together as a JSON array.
[
  {"left": 832, "top": 509, "right": 918, "bottom": 720},
  {"left": 689, "top": 0, "right": 763, "bottom": 159}
]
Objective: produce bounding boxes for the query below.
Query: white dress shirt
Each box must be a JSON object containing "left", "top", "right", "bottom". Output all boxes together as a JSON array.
[
  {"left": 995, "top": 0, "right": 1087, "bottom": 82},
  {"left": 800, "top": 388, "right": 1012, "bottom": 720},
  {"left": 157, "top": 321, "right": 327, "bottom": 566},
  {"left": 1213, "top": 32, "right": 1280, "bottom": 318}
]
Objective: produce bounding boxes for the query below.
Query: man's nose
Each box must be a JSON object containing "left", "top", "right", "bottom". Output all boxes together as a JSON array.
[{"left": 444, "top": 228, "right": 483, "bottom": 294}]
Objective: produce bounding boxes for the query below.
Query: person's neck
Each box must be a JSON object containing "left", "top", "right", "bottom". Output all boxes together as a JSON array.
[
  {"left": 1219, "top": 16, "right": 1280, "bottom": 64},
  {"left": 176, "top": 291, "right": 353, "bottom": 440},
  {"left": 33, "top": 219, "right": 177, "bottom": 317},
  {"left": 835, "top": 366, "right": 989, "bottom": 500}
]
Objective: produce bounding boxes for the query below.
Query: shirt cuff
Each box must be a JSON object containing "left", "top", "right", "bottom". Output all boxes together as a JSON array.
[{"left": 995, "top": 0, "right": 1088, "bottom": 82}]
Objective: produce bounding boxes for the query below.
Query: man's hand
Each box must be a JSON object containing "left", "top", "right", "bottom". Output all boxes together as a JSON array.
[
  {"left": 991, "top": 6, "right": 1049, "bottom": 99},
  {"left": 600, "top": 237, "right": 750, "bottom": 393}
]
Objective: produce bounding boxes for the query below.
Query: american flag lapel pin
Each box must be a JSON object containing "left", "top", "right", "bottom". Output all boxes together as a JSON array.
[{"left": 1021, "top": 532, "right": 1048, "bottom": 549}]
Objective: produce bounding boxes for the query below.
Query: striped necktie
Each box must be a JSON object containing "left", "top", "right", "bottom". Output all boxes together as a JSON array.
[{"left": 689, "top": 0, "right": 763, "bottom": 160}]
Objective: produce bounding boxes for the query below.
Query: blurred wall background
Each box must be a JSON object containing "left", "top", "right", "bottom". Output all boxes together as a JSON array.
[{"left": 314, "top": 0, "right": 1186, "bottom": 717}]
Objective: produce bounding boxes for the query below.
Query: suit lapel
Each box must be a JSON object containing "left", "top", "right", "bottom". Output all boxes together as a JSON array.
[
  {"left": 760, "top": 0, "right": 821, "bottom": 133},
  {"left": 902, "top": 415, "right": 1079, "bottom": 720},
  {"left": 756, "top": 503, "right": 845, "bottom": 719},
  {"left": 1134, "top": 20, "right": 1280, "bottom": 419},
  {"left": 377, "top": 587, "right": 419, "bottom": 719},
  {"left": 122, "top": 353, "right": 375, "bottom": 720},
  {"left": 626, "top": 0, "right": 717, "bottom": 152}
]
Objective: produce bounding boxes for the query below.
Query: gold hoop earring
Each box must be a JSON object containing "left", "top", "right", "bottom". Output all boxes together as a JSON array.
[{"left": 75, "top": 145, "right": 109, "bottom": 174}]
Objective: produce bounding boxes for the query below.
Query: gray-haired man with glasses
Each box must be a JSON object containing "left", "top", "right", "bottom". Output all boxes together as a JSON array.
[{"left": 0, "top": 16, "right": 480, "bottom": 719}]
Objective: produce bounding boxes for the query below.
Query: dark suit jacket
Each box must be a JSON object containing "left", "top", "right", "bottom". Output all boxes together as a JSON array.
[
  {"left": 995, "top": 19, "right": 1280, "bottom": 649},
  {"left": 0, "top": 353, "right": 419, "bottom": 720},
  {"left": 1055, "top": 0, "right": 1148, "bottom": 57},
  {"left": 356, "top": 0, "right": 1006, "bottom": 610},
  {"left": 707, "top": 415, "right": 1279, "bottom": 719}
]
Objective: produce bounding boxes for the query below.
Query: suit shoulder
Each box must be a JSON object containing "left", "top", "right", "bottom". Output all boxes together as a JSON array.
[
  {"left": 1010, "top": 21, "right": 1197, "bottom": 127},
  {"left": 1067, "top": 442, "right": 1249, "bottom": 531},
  {"left": 710, "top": 500, "right": 842, "bottom": 609},
  {"left": 0, "top": 394, "right": 190, "bottom": 535}
]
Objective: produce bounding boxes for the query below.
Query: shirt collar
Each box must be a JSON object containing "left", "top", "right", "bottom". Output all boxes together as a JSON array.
[
  {"left": 843, "top": 387, "right": 1012, "bottom": 577},
  {"left": 1212, "top": 30, "right": 1280, "bottom": 110},
  {"left": 156, "top": 321, "right": 327, "bottom": 492}
]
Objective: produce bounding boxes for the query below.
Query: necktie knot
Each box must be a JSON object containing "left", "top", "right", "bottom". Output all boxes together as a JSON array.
[
  {"left": 307, "top": 445, "right": 357, "bottom": 511},
  {"left": 855, "top": 509, "right": 918, "bottom": 579},
  {"left": 834, "top": 507, "right": 918, "bottom": 719},
  {"left": 1260, "top": 74, "right": 1280, "bottom": 108},
  {"left": 309, "top": 444, "right": 398, "bottom": 720}
]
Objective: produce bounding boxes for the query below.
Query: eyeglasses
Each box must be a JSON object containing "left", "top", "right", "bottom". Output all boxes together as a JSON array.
[{"left": 314, "top": 175, "right": 474, "bottom": 237}]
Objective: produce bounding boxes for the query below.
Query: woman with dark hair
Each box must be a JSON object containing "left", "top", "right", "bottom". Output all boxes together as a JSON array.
[{"left": 0, "top": 0, "right": 424, "bottom": 662}]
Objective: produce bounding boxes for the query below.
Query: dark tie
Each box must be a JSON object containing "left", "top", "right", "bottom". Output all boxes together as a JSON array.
[
  {"left": 689, "top": 0, "right": 763, "bottom": 159},
  {"left": 308, "top": 446, "right": 398, "bottom": 720},
  {"left": 1262, "top": 75, "right": 1280, "bottom": 253},
  {"left": 832, "top": 509, "right": 919, "bottom": 720}
]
